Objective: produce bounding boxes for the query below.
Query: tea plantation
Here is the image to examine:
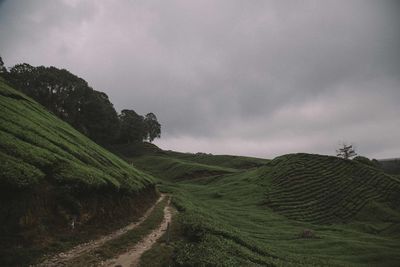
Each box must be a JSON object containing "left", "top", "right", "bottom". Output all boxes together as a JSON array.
[
  {"left": 0, "top": 78, "right": 154, "bottom": 191},
  {"left": 133, "top": 152, "right": 400, "bottom": 266}
]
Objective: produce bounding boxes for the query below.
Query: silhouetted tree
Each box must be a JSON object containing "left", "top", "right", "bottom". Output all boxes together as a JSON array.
[
  {"left": 336, "top": 143, "right": 357, "bottom": 159},
  {"left": 118, "top": 109, "right": 145, "bottom": 143},
  {"left": 78, "top": 91, "right": 120, "bottom": 144},
  {"left": 144, "top": 112, "right": 161, "bottom": 142}
]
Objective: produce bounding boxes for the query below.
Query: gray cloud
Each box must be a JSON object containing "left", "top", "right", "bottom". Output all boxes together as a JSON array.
[{"left": 1, "top": 0, "right": 399, "bottom": 158}]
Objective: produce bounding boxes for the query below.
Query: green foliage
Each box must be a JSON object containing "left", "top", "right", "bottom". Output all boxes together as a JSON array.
[
  {"left": 119, "top": 109, "right": 146, "bottom": 143},
  {"left": 0, "top": 151, "right": 45, "bottom": 188},
  {"left": 144, "top": 112, "right": 161, "bottom": 142},
  {"left": 0, "top": 79, "right": 154, "bottom": 192},
  {"left": 118, "top": 110, "right": 162, "bottom": 144}
]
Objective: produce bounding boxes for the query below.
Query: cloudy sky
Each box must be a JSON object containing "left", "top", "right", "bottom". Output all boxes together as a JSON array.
[{"left": 0, "top": 0, "right": 399, "bottom": 159}]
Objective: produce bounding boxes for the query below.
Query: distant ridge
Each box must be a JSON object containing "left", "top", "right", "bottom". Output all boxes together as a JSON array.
[{"left": 264, "top": 153, "right": 400, "bottom": 224}]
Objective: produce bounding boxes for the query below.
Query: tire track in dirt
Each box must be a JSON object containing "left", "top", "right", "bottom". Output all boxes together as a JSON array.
[
  {"left": 101, "top": 197, "right": 172, "bottom": 267},
  {"left": 35, "top": 194, "right": 166, "bottom": 267}
]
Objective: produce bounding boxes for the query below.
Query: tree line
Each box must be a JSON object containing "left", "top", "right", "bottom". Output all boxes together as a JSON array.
[{"left": 0, "top": 57, "right": 160, "bottom": 145}]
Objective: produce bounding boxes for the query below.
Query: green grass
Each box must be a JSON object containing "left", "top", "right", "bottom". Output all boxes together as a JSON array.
[
  {"left": 138, "top": 212, "right": 181, "bottom": 267},
  {"left": 130, "top": 155, "right": 238, "bottom": 181},
  {"left": 133, "top": 153, "right": 400, "bottom": 266},
  {"left": 164, "top": 150, "right": 269, "bottom": 169},
  {"left": 0, "top": 79, "right": 154, "bottom": 191}
]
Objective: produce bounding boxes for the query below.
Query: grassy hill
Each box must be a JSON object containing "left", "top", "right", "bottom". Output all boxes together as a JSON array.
[
  {"left": 134, "top": 152, "right": 400, "bottom": 266},
  {"left": 264, "top": 153, "right": 400, "bottom": 224},
  {"left": 379, "top": 158, "right": 400, "bottom": 175},
  {"left": 130, "top": 155, "right": 238, "bottom": 181},
  {"left": 0, "top": 78, "right": 153, "bottom": 191},
  {"left": 127, "top": 151, "right": 268, "bottom": 181},
  {"left": 163, "top": 151, "right": 269, "bottom": 169},
  {"left": 0, "top": 78, "right": 157, "bottom": 265}
]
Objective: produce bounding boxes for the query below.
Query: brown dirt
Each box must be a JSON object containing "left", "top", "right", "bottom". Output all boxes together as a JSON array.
[
  {"left": 101, "top": 197, "right": 173, "bottom": 267},
  {"left": 35, "top": 194, "right": 165, "bottom": 267}
]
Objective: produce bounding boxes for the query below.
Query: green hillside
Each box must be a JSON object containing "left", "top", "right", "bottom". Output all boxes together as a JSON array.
[
  {"left": 131, "top": 155, "right": 238, "bottom": 181},
  {"left": 135, "top": 152, "right": 400, "bottom": 266},
  {"left": 379, "top": 158, "right": 400, "bottom": 175},
  {"left": 128, "top": 151, "right": 268, "bottom": 182},
  {"left": 0, "top": 78, "right": 153, "bottom": 191},
  {"left": 265, "top": 153, "right": 400, "bottom": 224},
  {"left": 0, "top": 78, "right": 157, "bottom": 265}
]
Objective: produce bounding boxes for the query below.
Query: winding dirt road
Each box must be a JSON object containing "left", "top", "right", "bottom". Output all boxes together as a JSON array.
[
  {"left": 101, "top": 197, "right": 173, "bottom": 267},
  {"left": 36, "top": 194, "right": 166, "bottom": 267}
]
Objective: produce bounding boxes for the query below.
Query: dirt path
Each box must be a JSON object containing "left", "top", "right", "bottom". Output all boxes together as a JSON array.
[
  {"left": 36, "top": 194, "right": 166, "bottom": 267},
  {"left": 101, "top": 198, "right": 173, "bottom": 267}
]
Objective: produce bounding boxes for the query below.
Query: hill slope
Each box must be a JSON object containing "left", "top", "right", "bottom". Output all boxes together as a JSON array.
[
  {"left": 264, "top": 153, "right": 400, "bottom": 224},
  {"left": 0, "top": 78, "right": 157, "bottom": 265},
  {"left": 134, "top": 152, "right": 400, "bottom": 266},
  {"left": 0, "top": 78, "right": 153, "bottom": 191}
]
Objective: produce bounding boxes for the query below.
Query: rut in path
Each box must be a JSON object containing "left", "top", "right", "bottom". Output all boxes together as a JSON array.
[
  {"left": 101, "top": 197, "right": 173, "bottom": 267},
  {"left": 36, "top": 194, "right": 166, "bottom": 267}
]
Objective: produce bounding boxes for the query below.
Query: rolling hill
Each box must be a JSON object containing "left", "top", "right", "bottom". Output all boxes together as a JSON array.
[
  {"left": 0, "top": 78, "right": 157, "bottom": 265},
  {"left": 264, "top": 153, "right": 400, "bottom": 224},
  {"left": 132, "top": 151, "right": 400, "bottom": 266},
  {"left": 2, "top": 74, "right": 400, "bottom": 266}
]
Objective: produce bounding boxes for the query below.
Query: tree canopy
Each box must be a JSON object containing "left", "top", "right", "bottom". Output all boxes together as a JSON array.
[
  {"left": 144, "top": 112, "right": 161, "bottom": 142},
  {"left": 3, "top": 62, "right": 161, "bottom": 145},
  {"left": 119, "top": 109, "right": 146, "bottom": 143}
]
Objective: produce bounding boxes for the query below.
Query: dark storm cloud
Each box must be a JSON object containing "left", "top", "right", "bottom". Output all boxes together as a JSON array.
[{"left": 0, "top": 0, "right": 399, "bottom": 158}]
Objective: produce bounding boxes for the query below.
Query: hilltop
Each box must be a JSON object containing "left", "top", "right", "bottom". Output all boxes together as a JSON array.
[
  {"left": 0, "top": 78, "right": 157, "bottom": 265},
  {"left": 264, "top": 153, "right": 400, "bottom": 224}
]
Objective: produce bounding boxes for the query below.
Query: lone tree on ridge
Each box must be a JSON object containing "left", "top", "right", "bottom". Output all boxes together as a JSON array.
[{"left": 336, "top": 143, "right": 357, "bottom": 159}]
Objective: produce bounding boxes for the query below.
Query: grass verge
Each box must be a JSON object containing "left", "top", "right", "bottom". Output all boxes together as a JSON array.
[{"left": 138, "top": 209, "right": 181, "bottom": 267}]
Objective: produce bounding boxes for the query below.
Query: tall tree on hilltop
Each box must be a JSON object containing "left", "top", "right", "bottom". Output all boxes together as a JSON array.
[
  {"left": 144, "top": 112, "right": 161, "bottom": 142},
  {"left": 118, "top": 109, "right": 146, "bottom": 143}
]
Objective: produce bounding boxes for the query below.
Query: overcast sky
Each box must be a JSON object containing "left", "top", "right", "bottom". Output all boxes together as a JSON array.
[{"left": 0, "top": 0, "right": 399, "bottom": 159}]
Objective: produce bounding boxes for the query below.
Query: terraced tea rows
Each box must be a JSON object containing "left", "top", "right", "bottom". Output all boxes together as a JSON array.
[
  {"left": 264, "top": 153, "right": 400, "bottom": 224},
  {"left": 0, "top": 79, "right": 153, "bottom": 191}
]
